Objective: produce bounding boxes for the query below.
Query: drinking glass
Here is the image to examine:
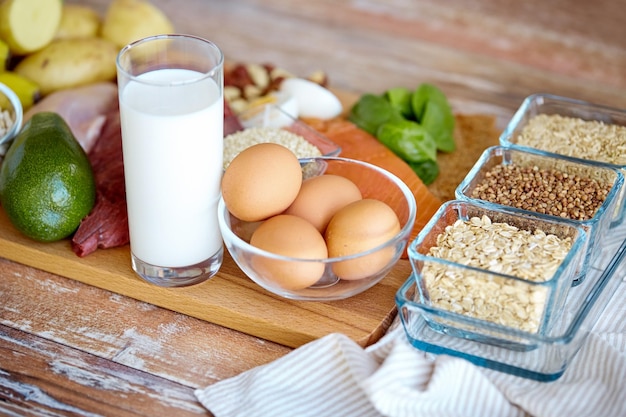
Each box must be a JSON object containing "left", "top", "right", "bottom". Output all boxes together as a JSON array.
[{"left": 116, "top": 34, "right": 224, "bottom": 287}]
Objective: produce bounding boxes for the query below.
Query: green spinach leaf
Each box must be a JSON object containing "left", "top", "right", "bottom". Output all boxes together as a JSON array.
[
  {"left": 409, "top": 159, "right": 440, "bottom": 185},
  {"left": 348, "top": 94, "right": 402, "bottom": 136},
  {"left": 385, "top": 87, "right": 414, "bottom": 119},
  {"left": 421, "top": 100, "right": 456, "bottom": 152},
  {"left": 411, "top": 83, "right": 451, "bottom": 122},
  {"left": 376, "top": 119, "right": 437, "bottom": 163}
]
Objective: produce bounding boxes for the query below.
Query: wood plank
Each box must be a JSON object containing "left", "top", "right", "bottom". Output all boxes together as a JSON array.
[
  {"left": 0, "top": 324, "right": 210, "bottom": 416},
  {"left": 154, "top": 0, "right": 625, "bottom": 130},
  {"left": 0, "top": 257, "right": 292, "bottom": 386}
]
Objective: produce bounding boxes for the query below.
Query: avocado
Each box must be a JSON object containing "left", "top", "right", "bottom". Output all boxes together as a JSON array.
[{"left": 0, "top": 111, "right": 96, "bottom": 242}]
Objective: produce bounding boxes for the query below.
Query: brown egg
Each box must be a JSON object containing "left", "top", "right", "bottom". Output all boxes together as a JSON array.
[
  {"left": 222, "top": 143, "right": 302, "bottom": 222},
  {"left": 250, "top": 214, "right": 328, "bottom": 290},
  {"left": 284, "top": 174, "right": 362, "bottom": 233},
  {"left": 325, "top": 199, "right": 401, "bottom": 280}
]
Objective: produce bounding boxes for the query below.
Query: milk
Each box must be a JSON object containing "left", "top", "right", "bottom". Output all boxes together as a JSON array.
[{"left": 119, "top": 68, "right": 223, "bottom": 267}]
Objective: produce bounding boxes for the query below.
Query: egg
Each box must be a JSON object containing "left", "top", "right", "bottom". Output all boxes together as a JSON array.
[
  {"left": 250, "top": 214, "right": 328, "bottom": 290},
  {"left": 279, "top": 78, "right": 343, "bottom": 119},
  {"left": 284, "top": 174, "right": 362, "bottom": 233},
  {"left": 222, "top": 143, "right": 302, "bottom": 222},
  {"left": 325, "top": 199, "right": 401, "bottom": 280}
]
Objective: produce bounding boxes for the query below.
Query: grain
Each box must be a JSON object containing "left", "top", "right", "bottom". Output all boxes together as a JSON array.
[
  {"left": 0, "top": 109, "right": 14, "bottom": 136},
  {"left": 422, "top": 215, "right": 573, "bottom": 332},
  {"left": 223, "top": 126, "right": 322, "bottom": 169},
  {"left": 516, "top": 114, "right": 626, "bottom": 165},
  {"left": 0, "top": 108, "right": 16, "bottom": 157},
  {"left": 470, "top": 163, "right": 612, "bottom": 220}
]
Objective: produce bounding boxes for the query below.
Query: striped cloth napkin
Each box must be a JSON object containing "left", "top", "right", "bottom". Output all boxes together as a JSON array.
[{"left": 196, "top": 228, "right": 626, "bottom": 417}]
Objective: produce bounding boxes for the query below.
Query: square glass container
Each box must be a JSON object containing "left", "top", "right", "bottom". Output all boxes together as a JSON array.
[
  {"left": 455, "top": 146, "right": 624, "bottom": 284},
  {"left": 397, "top": 220, "right": 626, "bottom": 381},
  {"left": 499, "top": 93, "right": 626, "bottom": 226},
  {"left": 408, "top": 200, "right": 587, "bottom": 351}
]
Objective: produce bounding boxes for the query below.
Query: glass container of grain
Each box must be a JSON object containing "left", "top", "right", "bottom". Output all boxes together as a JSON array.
[
  {"left": 456, "top": 145, "right": 624, "bottom": 285},
  {"left": 408, "top": 200, "right": 587, "bottom": 351},
  {"left": 499, "top": 93, "right": 626, "bottom": 227}
]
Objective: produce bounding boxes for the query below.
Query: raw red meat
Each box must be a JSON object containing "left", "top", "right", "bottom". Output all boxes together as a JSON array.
[{"left": 71, "top": 107, "right": 128, "bottom": 257}]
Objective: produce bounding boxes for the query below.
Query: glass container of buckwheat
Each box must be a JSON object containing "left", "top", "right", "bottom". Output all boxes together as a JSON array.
[
  {"left": 407, "top": 200, "right": 587, "bottom": 351},
  {"left": 499, "top": 93, "right": 626, "bottom": 227},
  {"left": 456, "top": 146, "right": 624, "bottom": 286}
]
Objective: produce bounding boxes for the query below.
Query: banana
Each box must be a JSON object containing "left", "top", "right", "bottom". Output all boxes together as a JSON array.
[
  {"left": 0, "top": 71, "right": 41, "bottom": 110},
  {"left": 0, "top": 39, "right": 9, "bottom": 71}
]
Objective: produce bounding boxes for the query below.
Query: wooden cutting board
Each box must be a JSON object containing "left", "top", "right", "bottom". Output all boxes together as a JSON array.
[
  {"left": 0, "top": 90, "right": 500, "bottom": 349},
  {"left": 0, "top": 208, "right": 412, "bottom": 348}
]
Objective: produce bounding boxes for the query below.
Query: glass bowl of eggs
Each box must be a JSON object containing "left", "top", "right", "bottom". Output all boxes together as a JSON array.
[{"left": 217, "top": 146, "right": 417, "bottom": 301}]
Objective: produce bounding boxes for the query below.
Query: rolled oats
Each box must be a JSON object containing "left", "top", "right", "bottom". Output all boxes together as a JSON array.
[{"left": 422, "top": 215, "right": 572, "bottom": 333}]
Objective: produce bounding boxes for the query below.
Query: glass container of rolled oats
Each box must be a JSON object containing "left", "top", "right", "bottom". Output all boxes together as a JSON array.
[
  {"left": 499, "top": 93, "right": 626, "bottom": 227},
  {"left": 408, "top": 200, "right": 587, "bottom": 351}
]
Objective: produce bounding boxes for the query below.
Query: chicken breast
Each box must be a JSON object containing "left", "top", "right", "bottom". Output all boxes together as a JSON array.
[{"left": 24, "top": 82, "right": 119, "bottom": 153}]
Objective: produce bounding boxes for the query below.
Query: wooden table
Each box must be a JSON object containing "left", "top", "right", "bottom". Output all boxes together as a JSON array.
[{"left": 1, "top": 0, "right": 625, "bottom": 415}]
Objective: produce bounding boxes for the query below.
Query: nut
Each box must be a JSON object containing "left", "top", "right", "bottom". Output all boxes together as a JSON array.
[
  {"left": 307, "top": 69, "right": 328, "bottom": 87},
  {"left": 243, "top": 84, "right": 262, "bottom": 100},
  {"left": 224, "top": 61, "right": 331, "bottom": 114},
  {"left": 224, "top": 64, "right": 254, "bottom": 89},
  {"left": 229, "top": 98, "right": 249, "bottom": 114},
  {"left": 224, "top": 85, "right": 242, "bottom": 102},
  {"left": 270, "top": 66, "right": 295, "bottom": 81},
  {"left": 246, "top": 63, "right": 270, "bottom": 90}
]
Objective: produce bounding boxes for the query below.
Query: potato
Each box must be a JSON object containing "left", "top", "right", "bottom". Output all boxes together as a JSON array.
[
  {"left": 54, "top": 4, "right": 101, "bottom": 40},
  {"left": 101, "top": 0, "right": 174, "bottom": 49},
  {"left": 0, "top": 0, "right": 62, "bottom": 55},
  {"left": 14, "top": 38, "right": 118, "bottom": 96}
]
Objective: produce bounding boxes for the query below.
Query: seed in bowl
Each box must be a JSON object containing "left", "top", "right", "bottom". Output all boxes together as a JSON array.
[
  {"left": 470, "top": 163, "right": 612, "bottom": 220},
  {"left": 0, "top": 108, "right": 15, "bottom": 136},
  {"left": 516, "top": 114, "right": 626, "bottom": 165},
  {"left": 422, "top": 215, "right": 573, "bottom": 332},
  {"left": 0, "top": 108, "right": 16, "bottom": 156},
  {"left": 223, "top": 126, "right": 321, "bottom": 169}
]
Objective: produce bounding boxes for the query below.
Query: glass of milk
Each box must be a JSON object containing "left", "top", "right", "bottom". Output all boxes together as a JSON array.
[{"left": 116, "top": 34, "right": 224, "bottom": 287}]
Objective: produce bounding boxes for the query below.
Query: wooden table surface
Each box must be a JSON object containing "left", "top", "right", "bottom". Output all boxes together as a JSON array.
[{"left": 1, "top": 0, "right": 625, "bottom": 415}]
